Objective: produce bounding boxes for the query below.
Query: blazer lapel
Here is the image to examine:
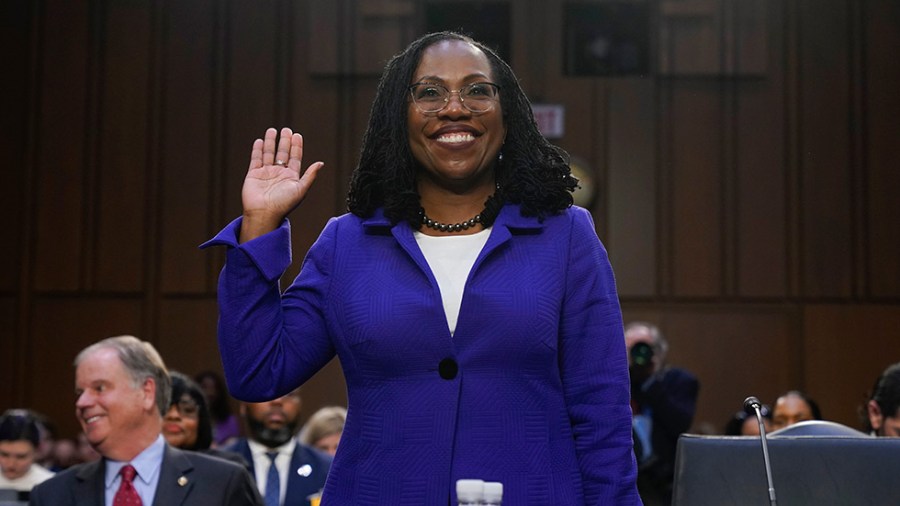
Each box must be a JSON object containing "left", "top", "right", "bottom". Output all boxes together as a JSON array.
[
  {"left": 74, "top": 460, "right": 106, "bottom": 505},
  {"left": 235, "top": 439, "right": 256, "bottom": 477},
  {"left": 152, "top": 445, "right": 194, "bottom": 506},
  {"left": 285, "top": 443, "right": 322, "bottom": 506}
]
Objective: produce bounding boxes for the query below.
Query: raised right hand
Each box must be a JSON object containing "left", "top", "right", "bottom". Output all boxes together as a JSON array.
[{"left": 240, "top": 127, "right": 324, "bottom": 242}]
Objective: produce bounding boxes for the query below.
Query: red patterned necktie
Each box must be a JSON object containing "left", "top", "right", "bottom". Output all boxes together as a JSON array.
[{"left": 113, "top": 464, "right": 143, "bottom": 506}]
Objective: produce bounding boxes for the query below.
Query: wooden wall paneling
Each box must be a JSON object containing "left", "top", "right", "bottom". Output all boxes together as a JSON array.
[
  {"left": 280, "top": 76, "right": 372, "bottom": 278},
  {"left": 0, "top": 298, "right": 17, "bottom": 408},
  {"left": 660, "top": 0, "right": 767, "bottom": 77},
  {"left": 663, "top": 307, "right": 797, "bottom": 433},
  {"left": 354, "top": 0, "right": 417, "bottom": 74},
  {"left": 587, "top": 81, "right": 610, "bottom": 242},
  {"left": 159, "top": 0, "right": 216, "bottom": 294},
  {"left": 33, "top": 0, "right": 92, "bottom": 292},
  {"left": 27, "top": 297, "right": 144, "bottom": 438},
  {"left": 731, "top": 0, "right": 767, "bottom": 75},
  {"left": 345, "top": 81, "right": 378, "bottom": 176},
  {"left": 734, "top": 78, "right": 791, "bottom": 298},
  {"left": 734, "top": 3, "right": 787, "bottom": 298},
  {"left": 783, "top": 0, "right": 802, "bottom": 298},
  {"left": 513, "top": 0, "right": 555, "bottom": 101},
  {"left": 0, "top": 1, "right": 32, "bottom": 291},
  {"left": 92, "top": 0, "right": 153, "bottom": 292},
  {"left": 288, "top": 2, "right": 360, "bottom": 407},
  {"left": 550, "top": 0, "right": 601, "bottom": 171},
  {"left": 607, "top": 79, "right": 659, "bottom": 297},
  {"left": 156, "top": 298, "right": 220, "bottom": 376},
  {"left": 221, "top": 0, "right": 281, "bottom": 227},
  {"left": 666, "top": 82, "right": 724, "bottom": 297},
  {"left": 848, "top": 0, "right": 869, "bottom": 304},
  {"left": 201, "top": 0, "right": 229, "bottom": 292},
  {"left": 284, "top": 1, "right": 346, "bottom": 282},
  {"left": 802, "top": 305, "right": 900, "bottom": 428},
  {"left": 865, "top": 0, "right": 900, "bottom": 299},
  {"left": 658, "top": 0, "right": 721, "bottom": 76},
  {"left": 552, "top": 77, "right": 601, "bottom": 194},
  {"left": 307, "top": 0, "right": 345, "bottom": 75},
  {"left": 296, "top": 358, "right": 350, "bottom": 427},
  {"left": 543, "top": 0, "right": 609, "bottom": 200},
  {"left": 720, "top": 80, "right": 738, "bottom": 298},
  {"left": 797, "top": 0, "right": 853, "bottom": 298},
  {"left": 308, "top": 0, "right": 416, "bottom": 76}
]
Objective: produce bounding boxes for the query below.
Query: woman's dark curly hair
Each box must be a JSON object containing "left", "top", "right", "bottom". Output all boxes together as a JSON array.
[
  {"left": 347, "top": 31, "right": 578, "bottom": 228},
  {"left": 169, "top": 371, "right": 213, "bottom": 451}
]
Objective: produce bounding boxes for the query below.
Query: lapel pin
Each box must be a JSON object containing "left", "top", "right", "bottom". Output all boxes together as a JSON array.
[
  {"left": 178, "top": 476, "right": 188, "bottom": 486},
  {"left": 297, "top": 464, "right": 312, "bottom": 477}
]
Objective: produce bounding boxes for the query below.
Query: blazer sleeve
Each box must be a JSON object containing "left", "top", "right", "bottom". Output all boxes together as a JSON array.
[
  {"left": 203, "top": 216, "right": 338, "bottom": 401},
  {"left": 558, "top": 208, "right": 641, "bottom": 505}
]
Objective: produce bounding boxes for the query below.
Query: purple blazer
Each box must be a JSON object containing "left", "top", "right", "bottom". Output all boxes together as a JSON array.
[{"left": 204, "top": 204, "right": 640, "bottom": 505}]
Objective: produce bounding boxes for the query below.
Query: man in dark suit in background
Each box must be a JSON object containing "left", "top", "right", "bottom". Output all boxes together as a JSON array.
[
  {"left": 30, "top": 335, "right": 262, "bottom": 505},
  {"left": 626, "top": 322, "right": 699, "bottom": 506},
  {"left": 226, "top": 389, "right": 331, "bottom": 506}
]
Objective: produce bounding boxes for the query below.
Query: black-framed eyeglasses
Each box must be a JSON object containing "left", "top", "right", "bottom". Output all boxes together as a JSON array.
[{"left": 408, "top": 82, "right": 501, "bottom": 114}]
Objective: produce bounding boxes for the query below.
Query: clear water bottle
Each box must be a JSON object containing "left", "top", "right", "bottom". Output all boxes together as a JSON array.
[
  {"left": 482, "top": 482, "right": 503, "bottom": 505},
  {"left": 456, "top": 479, "right": 484, "bottom": 506}
]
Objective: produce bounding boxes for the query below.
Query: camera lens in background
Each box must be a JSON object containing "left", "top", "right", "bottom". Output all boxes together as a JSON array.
[{"left": 630, "top": 342, "right": 654, "bottom": 366}]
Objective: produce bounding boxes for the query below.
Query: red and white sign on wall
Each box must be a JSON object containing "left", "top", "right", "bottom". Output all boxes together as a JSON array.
[{"left": 531, "top": 104, "right": 565, "bottom": 139}]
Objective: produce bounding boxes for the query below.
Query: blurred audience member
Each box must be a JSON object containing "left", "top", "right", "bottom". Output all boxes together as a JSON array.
[
  {"left": 29, "top": 413, "right": 55, "bottom": 470},
  {"left": 227, "top": 388, "right": 331, "bottom": 506},
  {"left": 724, "top": 404, "right": 772, "bottom": 436},
  {"left": 48, "top": 438, "right": 79, "bottom": 471},
  {"left": 75, "top": 432, "right": 99, "bottom": 464},
  {"left": 862, "top": 362, "right": 900, "bottom": 437},
  {"left": 196, "top": 370, "right": 242, "bottom": 447},
  {"left": 625, "top": 321, "right": 699, "bottom": 505},
  {"left": 164, "top": 371, "right": 248, "bottom": 466},
  {"left": 0, "top": 409, "right": 54, "bottom": 492},
  {"left": 771, "top": 390, "right": 822, "bottom": 430},
  {"left": 298, "top": 406, "right": 347, "bottom": 456}
]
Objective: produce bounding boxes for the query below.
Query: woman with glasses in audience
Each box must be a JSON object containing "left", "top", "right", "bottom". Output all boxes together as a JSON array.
[
  {"left": 204, "top": 31, "right": 639, "bottom": 504},
  {"left": 163, "top": 372, "right": 248, "bottom": 468}
]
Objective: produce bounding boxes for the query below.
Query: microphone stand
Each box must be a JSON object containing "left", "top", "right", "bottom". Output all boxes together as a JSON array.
[{"left": 745, "top": 397, "right": 777, "bottom": 506}]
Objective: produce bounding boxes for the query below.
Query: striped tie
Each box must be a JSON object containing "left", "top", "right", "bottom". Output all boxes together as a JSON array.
[{"left": 265, "top": 451, "right": 280, "bottom": 506}]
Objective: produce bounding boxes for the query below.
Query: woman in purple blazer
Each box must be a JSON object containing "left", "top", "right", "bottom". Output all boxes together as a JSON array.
[{"left": 204, "top": 31, "right": 640, "bottom": 505}]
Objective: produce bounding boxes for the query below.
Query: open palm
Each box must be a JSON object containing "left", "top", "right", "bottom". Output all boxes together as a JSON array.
[{"left": 241, "top": 127, "right": 323, "bottom": 241}]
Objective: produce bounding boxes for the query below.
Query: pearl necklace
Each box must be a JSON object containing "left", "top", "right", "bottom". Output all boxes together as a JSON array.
[{"left": 419, "top": 208, "right": 484, "bottom": 233}]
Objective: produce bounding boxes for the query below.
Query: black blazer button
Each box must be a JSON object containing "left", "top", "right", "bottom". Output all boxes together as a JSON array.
[{"left": 438, "top": 358, "right": 458, "bottom": 380}]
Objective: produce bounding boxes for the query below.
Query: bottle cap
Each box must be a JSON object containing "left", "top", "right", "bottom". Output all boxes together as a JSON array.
[
  {"left": 456, "top": 479, "right": 484, "bottom": 502},
  {"left": 483, "top": 482, "right": 503, "bottom": 502}
]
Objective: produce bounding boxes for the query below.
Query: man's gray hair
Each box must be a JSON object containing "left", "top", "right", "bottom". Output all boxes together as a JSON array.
[{"left": 75, "top": 335, "right": 171, "bottom": 416}]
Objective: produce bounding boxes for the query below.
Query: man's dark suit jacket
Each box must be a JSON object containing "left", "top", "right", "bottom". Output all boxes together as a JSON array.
[
  {"left": 227, "top": 439, "right": 331, "bottom": 506},
  {"left": 633, "top": 366, "right": 700, "bottom": 504},
  {"left": 29, "top": 444, "right": 263, "bottom": 505}
]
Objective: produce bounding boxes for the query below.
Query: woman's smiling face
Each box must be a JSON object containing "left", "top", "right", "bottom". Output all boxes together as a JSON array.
[{"left": 407, "top": 39, "right": 506, "bottom": 192}]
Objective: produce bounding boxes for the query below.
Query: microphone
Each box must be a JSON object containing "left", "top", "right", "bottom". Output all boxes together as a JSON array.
[{"left": 744, "top": 396, "right": 777, "bottom": 506}]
